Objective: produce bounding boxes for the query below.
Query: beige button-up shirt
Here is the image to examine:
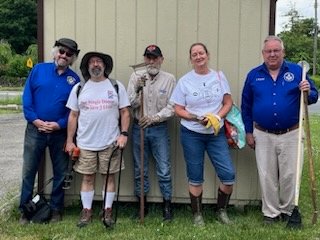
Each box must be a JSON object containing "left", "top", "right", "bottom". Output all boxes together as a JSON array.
[{"left": 127, "top": 69, "right": 176, "bottom": 122}]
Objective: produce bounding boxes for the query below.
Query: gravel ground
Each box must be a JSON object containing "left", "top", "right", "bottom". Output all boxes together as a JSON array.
[{"left": 0, "top": 113, "right": 25, "bottom": 200}]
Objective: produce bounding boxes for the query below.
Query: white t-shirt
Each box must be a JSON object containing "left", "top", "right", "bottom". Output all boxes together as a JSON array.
[
  {"left": 66, "top": 79, "right": 130, "bottom": 150},
  {"left": 170, "top": 69, "right": 231, "bottom": 134}
]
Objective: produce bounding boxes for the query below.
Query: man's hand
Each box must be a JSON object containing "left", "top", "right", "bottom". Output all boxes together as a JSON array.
[
  {"left": 299, "top": 79, "right": 310, "bottom": 94},
  {"left": 139, "top": 115, "right": 160, "bottom": 128},
  {"left": 65, "top": 142, "right": 77, "bottom": 156},
  {"left": 246, "top": 133, "right": 255, "bottom": 149},
  {"left": 134, "top": 74, "right": 148, "bottom": 93},
  {"left": 34, "top": 120, "right": 60, "bottom": 133}
]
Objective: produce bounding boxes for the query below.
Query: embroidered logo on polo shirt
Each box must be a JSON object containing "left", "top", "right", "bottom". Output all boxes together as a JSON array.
[
  {"left": 67, "top": 76, "right": 77, "bottom": 85},
  {"left": 256, "top": 77, "right": 265, "bottom": 81},
  {"left": 284, "top": 72, "right": 294, "bottom": 82}
]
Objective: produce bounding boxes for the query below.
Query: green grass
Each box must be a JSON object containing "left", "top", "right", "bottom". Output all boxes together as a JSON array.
[
  {"left": 0, "top": 95, "right": 22, "bottom": 105},
  {"left": 0, "top": 86, "right": 23, "bottom": 91},
  {"left": 0, "top": 116, "right": 320, "bottom": 240}
]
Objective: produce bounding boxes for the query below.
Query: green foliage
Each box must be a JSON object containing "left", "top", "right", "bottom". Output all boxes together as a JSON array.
[
  {"left": 0, "top": 0, "right": 37, "bottom": 54},
  {"left": 310, "top": 75, "right": 320, "bottom": 90},
  {"left": 0, "top": 40, "right": 12, "bottom": 64},
  {"left": 0, "top": 42, "right": 37, "bottom": 87},
  {"left": 25, "top": 44, "right": 38, "bottom": 63},
  {"left": 278, "top": 10, "right": 320, "bottom": 74},
  {"left": 6, "top": 55, "right": 29, "bottom": 78}
]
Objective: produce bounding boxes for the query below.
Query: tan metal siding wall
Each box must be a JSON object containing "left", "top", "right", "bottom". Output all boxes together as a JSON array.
[{"left": 42, "top": 0, "right": 269, "bottom": 204}]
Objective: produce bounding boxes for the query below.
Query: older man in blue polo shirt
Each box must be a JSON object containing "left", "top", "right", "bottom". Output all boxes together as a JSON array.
[
  {"left": 19, "top": 38, "right": 80, "bottom": 224},
  {"left": 241, "top": 35, "right": 318, "bottom": 225}
]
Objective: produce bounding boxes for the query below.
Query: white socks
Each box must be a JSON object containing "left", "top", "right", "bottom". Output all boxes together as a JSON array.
[
  {"left": 102, "top": 191, "right": 115, "bottom": 209},
  {"left": 80, "top": 191, "right": 94, "bottom": 209}
]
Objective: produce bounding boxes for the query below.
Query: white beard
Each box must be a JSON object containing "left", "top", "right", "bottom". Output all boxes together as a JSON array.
[{"left": 147, "top": 66, "right": 160, "bottom": 76}]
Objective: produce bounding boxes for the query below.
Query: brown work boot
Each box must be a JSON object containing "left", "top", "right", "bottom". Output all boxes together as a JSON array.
[
  {"left": 102, "top": 208, "right": 115, "bottom": 228},
  {"left": 50, "top": 210, "right": 62, "bottom": 223},
  {"left": 19, "top": 213, "right": 29, "bottom": 225},
  {"left": 77, "top": 208, "right": 92, "bottom": 228}
]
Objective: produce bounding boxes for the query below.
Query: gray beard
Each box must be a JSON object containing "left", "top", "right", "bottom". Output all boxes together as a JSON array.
[
  {"left": 89, "top": 68, "right": 104, "bottom": 78},
  {"left": 147, "top": 66, "right": 160, "bottom": 76}
]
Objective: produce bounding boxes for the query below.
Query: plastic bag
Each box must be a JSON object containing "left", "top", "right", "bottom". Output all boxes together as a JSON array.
[{"left": 225, "top": 104, "right": 246, "bottom": 149}]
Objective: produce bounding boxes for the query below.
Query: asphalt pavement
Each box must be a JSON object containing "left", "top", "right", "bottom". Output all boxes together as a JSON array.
[{"left": 0, "top": 113, "right": 25, "bottom": 200}]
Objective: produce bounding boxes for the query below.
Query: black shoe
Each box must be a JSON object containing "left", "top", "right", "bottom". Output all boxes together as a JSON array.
[
  {"left": 281, "top": 213, "right": 290, "bottom": 222},
  {"left": 50, "top": 210, "right": 62, "bottom": 223},
  {"left": 163, "top": 199, "right": 173, "bottom": 221},
  {"left": 263, "top": 216, "right": 280, "bottom": 225}
]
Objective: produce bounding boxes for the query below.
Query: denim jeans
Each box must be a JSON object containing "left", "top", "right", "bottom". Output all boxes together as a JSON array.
[
  {"left": 132, "top": 122, "right": 172, "bottom": 200},
  {"left": 19, "top": 123, "right": 68, "bottom": 212},
  {"left": 180, "top": 125, "right": 235, "bottom": 185}
]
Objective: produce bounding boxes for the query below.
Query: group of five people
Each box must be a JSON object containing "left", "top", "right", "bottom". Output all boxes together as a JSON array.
[{"left": 18, "top": 35, "right": 318, "bottom": 228}]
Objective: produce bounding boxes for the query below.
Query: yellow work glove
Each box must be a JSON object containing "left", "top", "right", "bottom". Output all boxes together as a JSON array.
[{"left": 205, "top": 113, "right": 221, "bottom": 136}]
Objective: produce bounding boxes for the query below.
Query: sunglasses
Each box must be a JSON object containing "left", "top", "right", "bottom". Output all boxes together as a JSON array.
[{"left": 58, "top": 48, "right": 74, "bottom": 57}]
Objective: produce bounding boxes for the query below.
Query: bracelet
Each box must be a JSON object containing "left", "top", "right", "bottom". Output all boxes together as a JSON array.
[{"left": 120, "top": 131, "right": 129, "bottom": 137}]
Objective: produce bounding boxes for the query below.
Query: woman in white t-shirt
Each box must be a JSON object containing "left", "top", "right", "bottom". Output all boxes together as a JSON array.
[{"left": 170, "top": 43, "right": 235, "bottom": 226}]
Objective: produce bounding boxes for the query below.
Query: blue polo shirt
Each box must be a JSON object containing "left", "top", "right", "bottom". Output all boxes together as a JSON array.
[
  {"left": 23, "top": 62, "right": 80, "bottom": 129},
  {"left": 241, "top": 61, "right": 318, "bottom": 133}
]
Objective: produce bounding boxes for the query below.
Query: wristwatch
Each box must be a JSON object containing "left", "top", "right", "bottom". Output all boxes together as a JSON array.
[{"left": 120, "top": 131, "right": 129, "bottom": 137}]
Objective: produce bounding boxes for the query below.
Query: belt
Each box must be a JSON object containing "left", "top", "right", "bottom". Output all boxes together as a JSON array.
[
  {"left": 133, "top": 118, "right": 167, "bottom": 127},
  {"left": 255, "top": 123, "right": 299, "bottom": 135}
]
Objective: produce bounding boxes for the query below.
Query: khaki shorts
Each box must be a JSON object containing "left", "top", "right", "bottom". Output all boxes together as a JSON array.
[{"left": 74, "top": 146, "right": 125, "bottom": 175}]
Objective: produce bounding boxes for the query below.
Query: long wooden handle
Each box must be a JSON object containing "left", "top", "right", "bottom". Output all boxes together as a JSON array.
[
  {"left": 140, "top": 89, "right": 145, "bottom": 224},
  {"left": 294, "top": 90, "right": 304, "bottom": 205},
  {"left": 303, "top": 92, "right": 318, "bottom": 224},
  {"left": 294, "top": 65, "right": 307, "bottom": 205}
]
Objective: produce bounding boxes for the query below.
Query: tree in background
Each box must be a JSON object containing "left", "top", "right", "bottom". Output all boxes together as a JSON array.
[
  {"left": 278, "top": 8, "right": 320, "bottom": 75},
  {"left": 0, "top": 0, "right": 37, "bottom": 54}
]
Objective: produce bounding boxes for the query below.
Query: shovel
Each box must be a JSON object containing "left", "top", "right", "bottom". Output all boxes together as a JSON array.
[{"left": 286, "top": 60, "right": 309, "bottom": 229}]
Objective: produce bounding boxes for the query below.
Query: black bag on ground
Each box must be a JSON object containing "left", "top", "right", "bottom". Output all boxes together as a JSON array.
[{"left": 22, "top": 194, "right": 51, "bottom": 223}]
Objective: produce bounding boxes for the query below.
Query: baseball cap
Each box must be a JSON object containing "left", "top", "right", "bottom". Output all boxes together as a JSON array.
[{"left": 143, "top": 45, "right": 163, "bottom": 57}]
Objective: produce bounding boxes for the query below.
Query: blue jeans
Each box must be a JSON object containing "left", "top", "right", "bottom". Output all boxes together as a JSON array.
[
  {"left": 180, "top": 125, "right": 235, "bottom": 185},
  {"left": 132, "top": 122, "right": 172, "bottom": 200},
  {"left": 19, "top": 123, "right": 69, "bottom": 212}
]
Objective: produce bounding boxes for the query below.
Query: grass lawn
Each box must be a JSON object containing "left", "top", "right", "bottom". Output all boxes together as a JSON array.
[{"left": 0, "top": 116, "right": 319, "bottom": 240}]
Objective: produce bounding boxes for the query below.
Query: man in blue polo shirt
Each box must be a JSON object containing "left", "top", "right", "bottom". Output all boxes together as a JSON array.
[
  {"left": 19, "top": 38, "right": 80, "bottom": 224},
  {"left": 241, "top": 35, "right": 318, "bottom": 225}
]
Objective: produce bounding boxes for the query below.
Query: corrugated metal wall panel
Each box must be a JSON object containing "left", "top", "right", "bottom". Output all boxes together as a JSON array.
[{"left": 42, "top": 0, "right": 270, "bottom": 204}]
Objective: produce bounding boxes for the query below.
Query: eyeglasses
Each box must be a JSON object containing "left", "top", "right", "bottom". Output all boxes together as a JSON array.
[
  {"left": 263, "top": 49, "right": 282, "bottom": 55},
  {"left": 58, "top": 48, "right": 74, "bottom": 57}
]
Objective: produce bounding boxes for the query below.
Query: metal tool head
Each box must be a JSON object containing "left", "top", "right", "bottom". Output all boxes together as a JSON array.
[
  {"left": 129, "top": 62, "right": 148, "bottom": 70},
  {"left": 298, "top": 60, "right": 310, "bottom": 72}
]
